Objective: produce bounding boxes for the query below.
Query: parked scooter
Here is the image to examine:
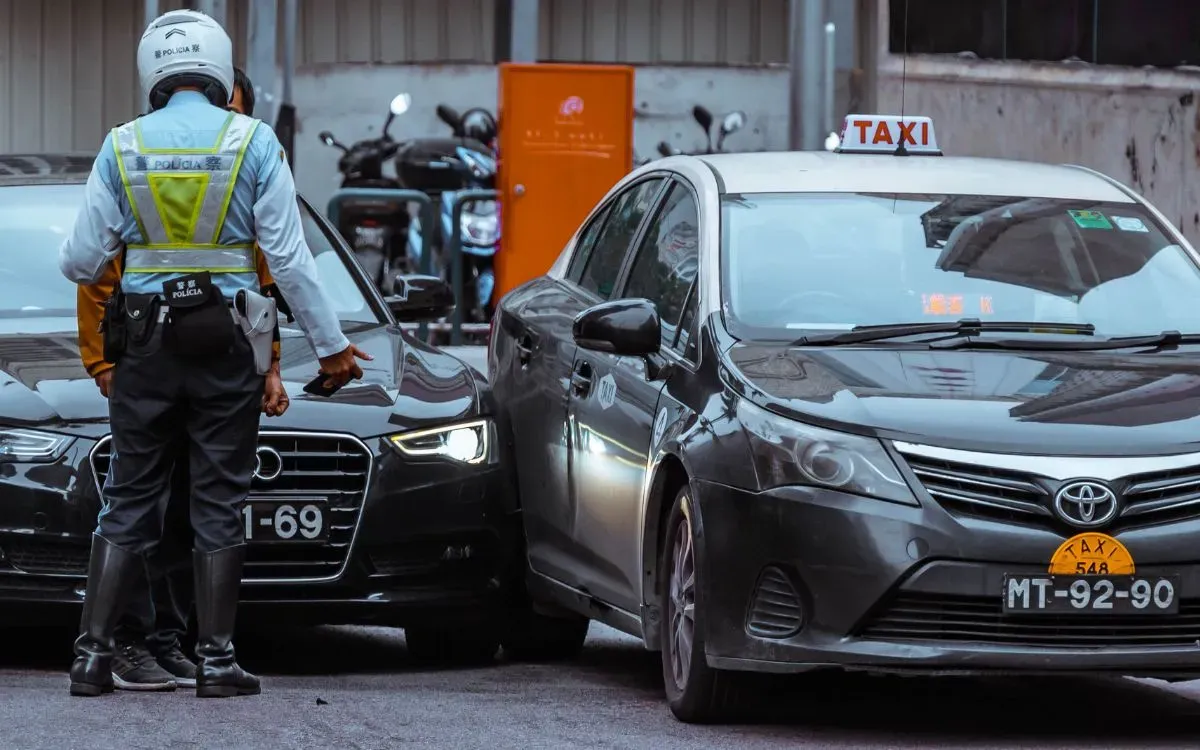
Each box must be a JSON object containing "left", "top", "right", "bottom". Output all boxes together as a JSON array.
[
  {"left": 318, "top": 93, "right": 415, "bottom": 294},
  {"left": 404, "top": 104, "right": 499, "bottom": 324},
  {"left": 656, "top": 104, "right": 747, "bottom": 158}
]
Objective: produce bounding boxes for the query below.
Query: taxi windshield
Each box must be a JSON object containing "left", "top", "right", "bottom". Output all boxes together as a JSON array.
[{"left": 720, "top": 192, "right": 1200, "bottom": 340}]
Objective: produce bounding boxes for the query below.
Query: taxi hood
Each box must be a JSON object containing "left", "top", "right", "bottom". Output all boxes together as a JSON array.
[{"left": 725, "top": 342, "right": 1200, "bottom": 457}]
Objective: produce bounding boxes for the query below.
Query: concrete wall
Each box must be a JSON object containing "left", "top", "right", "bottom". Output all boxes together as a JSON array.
[
  {"left": 864, "top": 2, "right": 1200, "bottom": 247},
  {"left": 292, "top": 63, "right": 837, "bottom": 213}
]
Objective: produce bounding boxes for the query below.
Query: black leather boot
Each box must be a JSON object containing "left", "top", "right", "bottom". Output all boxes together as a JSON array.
[
  {"left": 69, "top": 534, "right": 145, "bottom": 696},
  {"left": 193, "top": 544, "right": 260, "bottom": 698}
]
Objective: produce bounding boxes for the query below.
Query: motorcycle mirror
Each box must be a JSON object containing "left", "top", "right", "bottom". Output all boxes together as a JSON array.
[
  {"left": 720, "top": 111, "right": 746, "bottom": 135},
  {"left": 436, "top": 104, "right": 463, "bottom": 134},
  {"left": 319, "top": 131, "right": 336, "bottom": 146},
  {"left": 692, "top": 105, "right": 714, "bottom": 153},
  {"left": 390, "top": 93, "right": 412, "bottom": 116},
  {"left": 656, "top": 141, "right": 675, "bottom": 158}
]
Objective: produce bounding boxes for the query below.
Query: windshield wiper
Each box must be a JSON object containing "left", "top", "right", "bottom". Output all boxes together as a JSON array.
[
  {"left": 933, "top": 329, "right": 1200, "bottom": 352},
  {"left": 792, "top": 319, "right": 1096, "bottom": 346}
]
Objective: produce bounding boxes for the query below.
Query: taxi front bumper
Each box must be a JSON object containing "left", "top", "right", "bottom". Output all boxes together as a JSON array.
[{"left": 690, "top": 478, "right": 1200, "bottom": 679}]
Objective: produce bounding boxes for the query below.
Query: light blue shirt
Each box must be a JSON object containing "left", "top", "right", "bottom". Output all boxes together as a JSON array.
[{"left": 59, "top": 90, "right": 350, "bottom": 359}]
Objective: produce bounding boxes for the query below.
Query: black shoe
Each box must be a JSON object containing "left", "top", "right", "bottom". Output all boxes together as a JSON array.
[
  {"left": 112, "top": 639, "right": 176, "bottom": 691},
  {"left": 69, "top": 535, "right": 144, "bottom": 697},
  {"left": 194, "top": 545, "right": 260, "bottom": 698},
  {"left": 155, "top": 645, "right": 197, "bottom": 688}
]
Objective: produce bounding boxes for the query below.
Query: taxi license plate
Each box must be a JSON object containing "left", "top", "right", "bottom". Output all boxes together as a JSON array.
[
  {"left": 241, "top": 499, "right": 328, "bottom": 543},
  {"left": 1002, "top": 574, "right": 1179, "bottom": 615}
]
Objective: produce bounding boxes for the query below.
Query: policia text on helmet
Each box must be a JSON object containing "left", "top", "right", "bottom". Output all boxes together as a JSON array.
[{"left": 57, "top": 9, "right": 372, "bottom": 699}]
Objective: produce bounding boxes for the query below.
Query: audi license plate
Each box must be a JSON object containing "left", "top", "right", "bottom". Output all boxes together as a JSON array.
[
  {"left": 1002, "top": 574, "right": 1180, "bottom": 615},
  {"left": 241, "top": 499, "right": 328, "bottom": 543}
]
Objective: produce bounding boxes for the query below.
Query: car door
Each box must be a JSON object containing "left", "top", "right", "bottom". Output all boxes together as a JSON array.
[
  {"left": 496, "top": 203, "right": 612, "bottom": 585},
  {"left": 566, "top": 178, "right": 700, "bottom": 613}
]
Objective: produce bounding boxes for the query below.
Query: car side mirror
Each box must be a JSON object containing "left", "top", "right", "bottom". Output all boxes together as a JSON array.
[
  {"left": 385, "top": 274, "right": 454, "bottom": 322},
  {"left": 573, "top": 298, "right": 660, "bottom": 356}
]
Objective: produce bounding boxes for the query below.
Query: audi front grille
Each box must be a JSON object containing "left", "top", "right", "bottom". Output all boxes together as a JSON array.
[{"left": 90, "top": 431, "right": 373, "bottom": 584}]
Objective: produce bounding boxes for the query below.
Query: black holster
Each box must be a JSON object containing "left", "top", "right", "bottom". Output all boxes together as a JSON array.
[{"left": 101, "top": 291, "right": 128, "bottom": 364}]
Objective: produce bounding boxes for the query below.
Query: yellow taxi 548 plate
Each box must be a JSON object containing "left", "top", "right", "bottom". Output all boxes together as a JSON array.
[{"left": 1002, "top": 533, "right": 1179, "bottom": 616}]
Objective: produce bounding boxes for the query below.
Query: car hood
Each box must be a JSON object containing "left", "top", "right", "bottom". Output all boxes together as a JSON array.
[
  {"left": 0, "top": 317, "right": 482, "bottom": 441},
  {"left": 725, "top": 342, "right": 1200, "bottom": 456}
]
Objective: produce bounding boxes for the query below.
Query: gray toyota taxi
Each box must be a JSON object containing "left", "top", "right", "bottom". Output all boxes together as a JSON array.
[{"left": 489, "top": 113, "right": 1200, "bottom": 721}]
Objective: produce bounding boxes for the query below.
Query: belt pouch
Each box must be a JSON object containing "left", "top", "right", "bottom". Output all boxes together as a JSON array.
[
  {"left": 124, "top": 294, "right": 161, "bottom": 347},
  {"left": 101, "top": 291, "right": 128, "bottom": 364},
  {"left": 161, "top": 272, "right": 234, "bottom": 359}
]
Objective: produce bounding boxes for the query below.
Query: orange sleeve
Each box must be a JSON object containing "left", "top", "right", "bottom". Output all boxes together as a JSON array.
[
  {"left": 255, "top": 244, "right": 274, "bottom": 287},
  {"left": 254, "top": 245, "right": 281, "bottom": 362},
  {"left": 79, "top": 260, "right": 122, "bottom": 378}
]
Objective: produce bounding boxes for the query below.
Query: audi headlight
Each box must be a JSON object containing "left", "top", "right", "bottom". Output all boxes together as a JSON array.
[
  {"left": 736, "top": 399, "right": 916, "bottom": 506},
  {"left": 0, "top": 429, "right": 74, "bottom": 462},
  {"left": 389, "top": 419, "right": 490, "bottom": 464}
]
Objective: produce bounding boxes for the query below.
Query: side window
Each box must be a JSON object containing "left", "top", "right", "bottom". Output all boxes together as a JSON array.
[
  {"left": 566, "top": 206, "right": 610, "bottom": 284},
  {"left": 619, "top": 183, "right": 700, "bottom": 347},
  {"left": 674, "top": 284, "right": 699, "bottom": 361},
  {"left": 578, "top": 178, "right": 665, "bottom": 299}
]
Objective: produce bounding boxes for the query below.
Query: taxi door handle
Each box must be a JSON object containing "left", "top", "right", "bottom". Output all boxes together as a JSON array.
[
  {"left": 515, "top": 333, "right": 534, "bottom": 365},
  {"left": 571, "top": 361, "right": 593, "bottom": 397}
]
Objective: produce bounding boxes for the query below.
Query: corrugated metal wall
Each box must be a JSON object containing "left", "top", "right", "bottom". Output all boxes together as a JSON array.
[
  {"left": 0, "top": 0, "right": 258, "bottom": 152},
  {"left": 295, "top": 0, "right": 789, "bottom": 65},
  {"left": 538, "top": 0, "right": 789, "bottom": 64},
  {"left": 0, "top": 0, "right": 790, "bottom": 153}
]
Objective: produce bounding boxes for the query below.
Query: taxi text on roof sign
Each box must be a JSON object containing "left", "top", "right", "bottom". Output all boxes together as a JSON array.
[{"left": 835, "top": 114, "right": 942, "bottom": 156}]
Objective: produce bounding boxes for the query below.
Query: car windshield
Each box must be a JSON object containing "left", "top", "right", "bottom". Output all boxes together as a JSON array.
[
  {"left": 0, "top": 182, "right": 381, "bottom": 327},
  {"left": 721, "top": 192, "right": 1200, "bottom": 340}
]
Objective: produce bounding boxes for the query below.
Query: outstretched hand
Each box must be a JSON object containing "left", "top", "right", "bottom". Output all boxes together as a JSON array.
[{"left": 317, "top": 344, "right": 373, "bottom": 390}]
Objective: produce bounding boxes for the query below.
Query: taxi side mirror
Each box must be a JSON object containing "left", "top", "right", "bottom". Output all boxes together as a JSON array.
[
  {"left": 573, "top": 298, "right": 660, "bottom": 356},
  {"left": 385, "top": 274, "right": 454, "bottom": 322}
]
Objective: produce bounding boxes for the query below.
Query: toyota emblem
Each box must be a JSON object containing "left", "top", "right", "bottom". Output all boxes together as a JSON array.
[
  {"left": 253, "top": 446, "right": 283, "bottom": 482},
  {"left": 1053, "top": 479, "right": 1119, "bottom": 528}
]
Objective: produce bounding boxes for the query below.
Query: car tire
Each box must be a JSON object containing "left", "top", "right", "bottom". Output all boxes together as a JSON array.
[
  {"left": 501, "top": 609, "right": 590, "bottom": 662},
  {"left": 405, "top": 625, "right": 500, "bottom": 667},
  {"left": 660, "top": 484, "right": 743, "bottom": 723}
]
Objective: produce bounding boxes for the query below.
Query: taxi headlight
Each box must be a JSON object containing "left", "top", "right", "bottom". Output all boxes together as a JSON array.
[
  {"left": 388, "top": 419, "right": 490, "bottom": 464},
  {"left": 736, "top": 400, "right": 916, "bottom": 505},
  {"left": 0, "top": 429, "right": 74, "bottom": 462}
]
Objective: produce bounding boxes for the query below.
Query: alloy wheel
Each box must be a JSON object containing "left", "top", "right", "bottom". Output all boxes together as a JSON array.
[{"left": 667, "top": 509, "right": 696, "bottom": 689}]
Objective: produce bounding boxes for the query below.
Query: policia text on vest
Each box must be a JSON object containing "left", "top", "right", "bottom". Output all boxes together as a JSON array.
[{"left": 57, "top": 8, "right": 370, "bottom": 701}]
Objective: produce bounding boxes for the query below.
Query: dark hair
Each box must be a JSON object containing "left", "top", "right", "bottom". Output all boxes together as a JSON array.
[{"left": 233, "top": 67, "right": 255, "bottom": 117}]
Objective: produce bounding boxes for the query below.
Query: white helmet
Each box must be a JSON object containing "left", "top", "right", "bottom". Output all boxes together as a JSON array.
[{"left": 137, "top": 9, "right": 234, "bottom": 111}]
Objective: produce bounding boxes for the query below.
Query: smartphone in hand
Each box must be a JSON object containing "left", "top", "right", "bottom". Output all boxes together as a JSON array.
[{"left": 302, "top": 372, "right": 345, "bottom": 397}]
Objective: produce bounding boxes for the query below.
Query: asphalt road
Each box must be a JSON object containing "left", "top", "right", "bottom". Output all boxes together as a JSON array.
[{"left": 4, "top": 623, "right": 1200, "bottom": 749}]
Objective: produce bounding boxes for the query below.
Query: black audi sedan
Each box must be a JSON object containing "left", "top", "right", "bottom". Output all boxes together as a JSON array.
[
  {"left": 489, "top": 114, "right": 1200, "bottom": 721},
  {"left": 0, "top": 154, "right": 555, "bottom": 665}
]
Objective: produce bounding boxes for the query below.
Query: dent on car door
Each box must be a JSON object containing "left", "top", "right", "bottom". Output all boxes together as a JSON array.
[
  {"left": 503, "top": 205, "right": 611, "bottom": 586},
  {"left": 567, "top": 177, "right": 703, "bottom": 614}
]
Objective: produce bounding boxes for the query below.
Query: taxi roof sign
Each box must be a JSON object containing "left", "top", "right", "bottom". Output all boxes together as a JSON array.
[{"left": 835, "top": 114, "right": 942, "bottom": 156}]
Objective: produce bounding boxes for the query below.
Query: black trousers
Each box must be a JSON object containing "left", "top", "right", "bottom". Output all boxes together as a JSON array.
[
  {"left": 98, "top": 321, "right": 262, "bottom": 561},
  {"left": 114, "top": 439, "right": 194, "bottom": 651}
]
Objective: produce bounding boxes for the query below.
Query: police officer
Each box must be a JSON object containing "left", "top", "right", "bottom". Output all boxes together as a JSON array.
[{"left": 59, "top": 9, "right": 369, "bottom": 698}]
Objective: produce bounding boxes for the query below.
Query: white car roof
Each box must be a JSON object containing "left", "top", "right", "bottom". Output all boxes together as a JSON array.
[{"left": 697, "top": 152, "right": 1135, "bottom": 203}]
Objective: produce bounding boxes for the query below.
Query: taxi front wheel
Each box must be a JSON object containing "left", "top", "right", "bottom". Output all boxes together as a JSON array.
[{"left": 659, "top": 485, "right": 746, "bottom": 723}]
